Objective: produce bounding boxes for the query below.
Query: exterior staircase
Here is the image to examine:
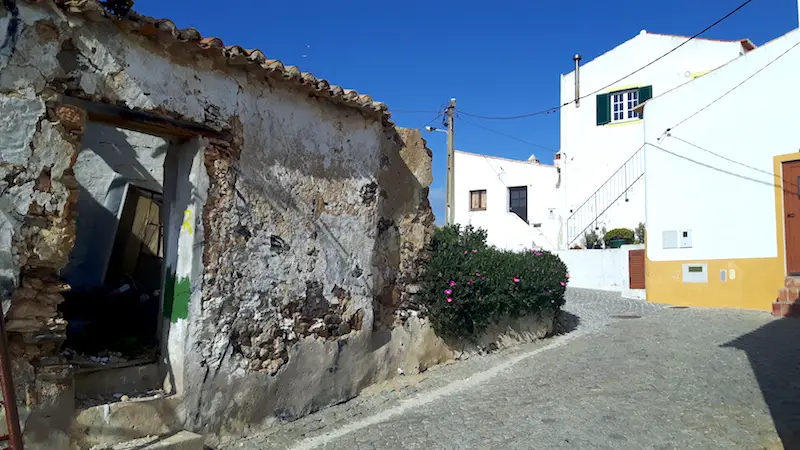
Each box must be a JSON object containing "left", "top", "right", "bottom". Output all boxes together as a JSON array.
[
  {"left": 773, "top": 276, "right": 800, "bottom": 317},
  {"left": 567, "top": 146, "right": 645, "bottom": 246}
]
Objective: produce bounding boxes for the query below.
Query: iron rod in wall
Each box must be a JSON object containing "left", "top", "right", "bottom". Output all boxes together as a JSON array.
[{"left": 0, "top": 303, "right": 23, "bottom": 450}]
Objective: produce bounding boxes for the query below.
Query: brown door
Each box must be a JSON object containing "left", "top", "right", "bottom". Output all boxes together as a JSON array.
[
  {"left": 629, "top": 249, "right": 646, "bottom": 289},
  {"left": 784, "top": 161, "right": 800, "bottom": 275}
]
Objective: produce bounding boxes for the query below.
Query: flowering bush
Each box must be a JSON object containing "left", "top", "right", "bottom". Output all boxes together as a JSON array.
[{"left": 420, "top": 225, "right": 569, "bottom": 340}]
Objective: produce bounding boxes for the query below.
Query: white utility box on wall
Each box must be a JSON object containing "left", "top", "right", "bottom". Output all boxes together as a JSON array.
[
  {"left": 682, "top": 263, "right": 708, "bottom": 283},
  {"left": 679, "top": 229, "right": 693, "bottom": 248}
]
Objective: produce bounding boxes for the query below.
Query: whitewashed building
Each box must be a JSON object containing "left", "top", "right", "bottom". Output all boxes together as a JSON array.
[
  {"left": 640, "top": 28, "right": 800, "bottom": 312},
  {"left": 452, "top": 150, "right": 560, "bottom": 251},
  {"left": 559, "top": 30, "right": 755, "bottom": 248}
]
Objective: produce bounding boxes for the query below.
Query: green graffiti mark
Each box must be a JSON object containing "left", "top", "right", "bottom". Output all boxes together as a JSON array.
[{"left": 164, "top": 269, "right": 191, "bottom": 323}]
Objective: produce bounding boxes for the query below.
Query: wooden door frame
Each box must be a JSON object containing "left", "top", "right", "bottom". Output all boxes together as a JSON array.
[{"left": 782, "top": 159, "right": 800, "bottom": 276}]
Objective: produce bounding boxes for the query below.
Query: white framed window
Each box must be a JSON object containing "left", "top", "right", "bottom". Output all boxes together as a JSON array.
[{"left": 611, "top": 89, "right": 640, "bottom": 122}]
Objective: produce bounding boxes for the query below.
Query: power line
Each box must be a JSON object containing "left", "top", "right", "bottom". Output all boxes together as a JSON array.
[
  {"left": 666, "top": 38, "right": 800, "bottom": 132},
  {"left": 457, "top": 0, "right": 756, "bottom": 121},
  {"left": 458, "top": 116, "right": 556, "bottom": 153},
  {"left": 667, "top": 134, "right": 780, "bottom": 181},
  {"left": 424, "top": 113, "right": 444, "bottom": 128},
  {"left": 646, "top": 142, "right": 796, "bottom": 194},
  {"left": 390, "top": 109, "right": 441, "bottom": 114}
]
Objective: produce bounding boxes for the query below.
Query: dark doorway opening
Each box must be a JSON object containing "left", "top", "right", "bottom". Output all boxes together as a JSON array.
[
  {"left": 58, "top": 122, "right": 171, "bottom": 374},
  {"left": 60, "top": 186, "right": 164, "bottom": 361}
]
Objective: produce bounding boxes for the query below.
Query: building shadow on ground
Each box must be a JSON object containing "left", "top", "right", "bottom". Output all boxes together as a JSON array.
[{"left": 722, "top": 317, "right": 800, "bottom": 449}]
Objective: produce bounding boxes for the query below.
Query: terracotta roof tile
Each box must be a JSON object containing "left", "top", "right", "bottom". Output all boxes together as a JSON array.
[{"left": 25, "top": 0, "right": 390, "bottom": 120}]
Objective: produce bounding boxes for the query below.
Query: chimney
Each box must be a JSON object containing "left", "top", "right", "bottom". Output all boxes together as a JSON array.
[{"left": 573, "top": 54, "right": 582, "bottom": 108}]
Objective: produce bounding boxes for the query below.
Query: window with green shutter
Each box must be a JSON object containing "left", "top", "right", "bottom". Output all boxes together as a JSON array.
[
  {"left": 596, "top": 85, "right": 652, "bottom": 125},
  {"left": 596, "top": 93, "right": 610, "bottom": 126},
  {"left": 638, "top": 85, "right": 653, "bottom": 104}
]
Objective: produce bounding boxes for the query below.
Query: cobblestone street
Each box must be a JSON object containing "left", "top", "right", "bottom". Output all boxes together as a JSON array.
[{"left": 220, "top": 289, "right": 797, "bottom": 450}]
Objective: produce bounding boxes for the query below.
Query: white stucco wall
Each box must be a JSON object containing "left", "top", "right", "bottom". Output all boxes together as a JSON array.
[
  {"left": 452, "top": 150, "right": 560, "bottom": 251},
  {"left": 643, "top": 29, "right": 800, "bottom": 262},
  {"left": 556, "top": 244, "right": 645, "bottom": 298},
  {"left": 559, "top": 31, "right": 747, "bottom": 244}
]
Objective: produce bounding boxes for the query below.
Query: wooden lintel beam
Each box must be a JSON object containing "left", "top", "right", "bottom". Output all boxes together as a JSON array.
[{"left": 60, "top": 96, "right": 228, "bottom": 140}]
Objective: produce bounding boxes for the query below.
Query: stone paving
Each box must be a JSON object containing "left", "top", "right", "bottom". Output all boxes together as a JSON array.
[{"left": 219, "top": 289, "right": 796, "bottom": 450}]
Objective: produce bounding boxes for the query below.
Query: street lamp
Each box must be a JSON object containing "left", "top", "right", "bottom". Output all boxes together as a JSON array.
[{"left": 425, "top": 126, "right": 448, "bottom": 134}]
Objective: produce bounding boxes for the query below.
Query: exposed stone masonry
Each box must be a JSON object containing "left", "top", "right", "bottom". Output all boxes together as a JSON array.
[
  {"left": 0, "top": 101, "right": 86, "bottom": 443},
  {"left": 2, "top": 1, "right": 438, "bottom": 445}
]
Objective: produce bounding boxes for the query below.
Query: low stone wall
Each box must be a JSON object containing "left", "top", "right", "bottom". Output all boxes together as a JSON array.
[
  {"left": 200, "top": 307, "right": 556, "bottom": 444},
  {"left": 389, "top": 308, "right": 557, "bottom": 375}
]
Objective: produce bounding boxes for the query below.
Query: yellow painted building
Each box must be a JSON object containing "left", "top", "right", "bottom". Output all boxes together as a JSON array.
[{"left": 640, "top": 29, "right": 800, "bottom": 311}]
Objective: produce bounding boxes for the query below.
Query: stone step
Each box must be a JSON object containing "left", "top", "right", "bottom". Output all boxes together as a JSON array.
[
  {"left": 777, "top": 288, "right": 800, "bottom": 303},
  {"left": 777, "top": 276, "right": 800, "bottom": 304},
  {"left": 772, "top": 301, "right": 800, "bottom": 317},
  {"left": 70, "top": 395, "right": 184, "bottom": 449},
  {"left": 75, "top": 362, "right": 161, "bottom": 399},
  {"left": 89, "top": 430, "right": 203, "bottom": 450}
]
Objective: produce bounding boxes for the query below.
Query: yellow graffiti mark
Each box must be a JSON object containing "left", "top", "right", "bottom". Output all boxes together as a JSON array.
[{"left": 182, "top": 209, "right": 194, "bottom": 235}]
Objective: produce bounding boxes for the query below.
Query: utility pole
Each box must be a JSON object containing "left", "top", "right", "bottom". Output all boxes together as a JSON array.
[{"left": 445, "top": 98, "right": 456, "bottom": 225}]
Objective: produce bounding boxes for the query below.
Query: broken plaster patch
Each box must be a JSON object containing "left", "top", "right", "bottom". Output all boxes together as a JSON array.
[
  {"left": 0, "top": 94, "right": 45, "bottom": 165},
  {"left": 30, "top": 120, "right": 74, "bottom": 179}
]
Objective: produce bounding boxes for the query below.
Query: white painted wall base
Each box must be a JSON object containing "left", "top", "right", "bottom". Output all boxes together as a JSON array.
[{"left": 556, "top": 244, "right": 646, "bottom": 300}]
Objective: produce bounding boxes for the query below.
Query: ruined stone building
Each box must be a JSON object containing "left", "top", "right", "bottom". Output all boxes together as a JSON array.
[{"left": 0, "top": 1, "right": 440, "bottom": 448}]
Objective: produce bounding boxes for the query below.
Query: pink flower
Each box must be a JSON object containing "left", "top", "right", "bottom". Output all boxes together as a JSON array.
[
  {"left": 513, "top": 277, "right": 520, "bottom": 283},
  {"left": 560, "top": 281, "right": 567, "bottom": 286},
  {"left": 481, "top": 276, "right": 485, "bottom": 281},
  {"left": 535, "top": 252, "right": 543, "bottom": 257},
  {"left": 464, "top": 251, "right": 468, "bottom": 255},
  {"left": 446, "top": 297, "right": 453, "bottom": 303},
  {"left": 444, "top": 289, "right": 453, "bottom": 295},
  {"left": 547, "top": 289, "right": 553, "bottom": 294},
  {"left": 468, "top": 280, "right": 474, "bottom": 285},
  {"left": 566, "top": 273, "right": 570, "bottom": 279},
  {"left": 472, "top": 249, "right": 478, "bottom": 253},
  {"left": 475, "top": 272, "right": 481, "bottom": 276},
  {"left": 449, "top": 280, "right": 456, "bottom": 287}
]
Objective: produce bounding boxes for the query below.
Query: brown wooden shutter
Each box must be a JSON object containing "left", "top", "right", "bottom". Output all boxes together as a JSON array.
[{"left": 629, "top": 249, "right": 646, "bottom": 289}]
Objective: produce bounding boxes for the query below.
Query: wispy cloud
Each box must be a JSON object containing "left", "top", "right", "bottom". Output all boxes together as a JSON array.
[{"left": 429, "top": 186, "right": 446, "bottom": 226}]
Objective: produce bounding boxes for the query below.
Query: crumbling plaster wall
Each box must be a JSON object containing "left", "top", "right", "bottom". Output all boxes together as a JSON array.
[
  {"left": 2, "top": 0, "right": 438, "bottom": 444},
  {"left": 0, "top": 3, "right": 86, "bottom": 442}
]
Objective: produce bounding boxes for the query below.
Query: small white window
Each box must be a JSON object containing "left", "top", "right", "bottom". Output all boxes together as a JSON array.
[{"left": 611, "top": 89, "right": 640, "bottom": 122}]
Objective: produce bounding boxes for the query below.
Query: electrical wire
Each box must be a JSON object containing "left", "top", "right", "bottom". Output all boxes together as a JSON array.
[
  {"left": 646, "top": 142, "right": 796, "bottom": 193},
  {"left": 667, "top": 134, "right": 781, "bottom": 181},
  {"left": 424, "top": 113, "right": 444, "bottom": 128},
  {"left": 459, "top": 116, "right": 556, "bottom": 153},
  {"left": 390, "top": 109, "right": 441, "bottom": 114},
  {"left": 666, "top": 38, "right": 800, "bottom": 132},
  {"left": 457, "top": 0, "right": 756, "bottom": 121}
]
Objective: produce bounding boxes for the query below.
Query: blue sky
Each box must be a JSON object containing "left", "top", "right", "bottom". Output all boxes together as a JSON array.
[{"left": 135, "top": 0, "right": 797, "bottom": 223}]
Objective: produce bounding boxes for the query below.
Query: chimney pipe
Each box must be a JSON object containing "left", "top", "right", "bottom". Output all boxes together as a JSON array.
[{"left": 573, "top": 54, "right": 582, "bottom": 108}]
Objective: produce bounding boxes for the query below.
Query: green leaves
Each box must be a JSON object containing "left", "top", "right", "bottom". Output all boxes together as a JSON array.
[{"left": 420, "top": 225, "right": 569, "bottom": 340}]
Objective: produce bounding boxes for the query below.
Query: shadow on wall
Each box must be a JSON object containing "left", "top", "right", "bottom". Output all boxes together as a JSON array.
[
  {"left": 51, "top": 20, "right": 431, "bottom": 434},
  {"left": 83, "top": 122, "right": 169, "bottom": 192},
  {"left": 722, "top": 318, "right": 800, "bottom": 449},
  {"left": 191, "top": 125, "right": 426, "bottom": 431}
]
